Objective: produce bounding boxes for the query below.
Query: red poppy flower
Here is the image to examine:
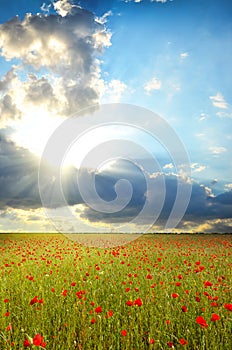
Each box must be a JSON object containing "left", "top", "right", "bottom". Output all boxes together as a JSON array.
[
  {"left": 33, "top": 334, "right": 42, "bottom": 346},
  {"left": 171, "top": 293, "right": 179, "bottom": 298},
  {"left": 33, "top": 334, "right": 44, "bottom": 346},
  {"left": 121, "top": 330, "right": 127, "bottom": 336},
  {"left": 180, "top": 338, "right": 188, "bottom": 346},
  {"left": 126, "top": 300, "right": 133, "bottom": 306},
  {"left": 181, "top": 306, "right": 187, "bottom": 312},
  {"left": 134, "top": 298, "right": 143, "bottom": 306},
  {"left": 4, "top": 311, "right": 10, "bottom": 317},
  {"left": 204, "top": 281, "right": 213, "bottom": 287},
  {"left": 167, "top": 341, "right": 174, "bottom": 347},
  {"left": 95, "top": 306, "right": 102, "bottom": 313},
  {"left": 106, "top": 310, "right": 113, "bottom": 318},
  {"left": 211, "top": 302, "right": 219, "bottom": 307},
  {"left": 30, "top": 296, "right": 39, "bottom": 305},
  {"left": 23, "top": 339, "right": 31, "bottom": 347},
  {"left": 6, "top": 324, "right": 12, "bottom": 331},
  {"left": 147, "top": 274, "right": 152, "bottom": 279},
  {"left": 224, "top": 303, "right": 232, "bottom": 311},
  {"left": 4, "top": 299, "right": 9, "bottom": 303},
  {"left": 196, "top": 316, "right": 208, "bottom": 328},
  {"left": 149, "top": 338, "right": 155, "bottom": 344},
  {"left": 91, "top": 318, "right": 96, "bottom": 324},
  {"left": 211, "top": 313, "right": 220, "bottom": 321}
]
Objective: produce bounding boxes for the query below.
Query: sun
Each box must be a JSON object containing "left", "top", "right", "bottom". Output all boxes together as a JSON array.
[
  {"left": 11, "top": 112, "right": 152, "bottom": 171},
  {"left": 11, "top": 111, "right": 119, "bottom": 169},
  {"left": 11, "top": 107, "right": 64, "bottom": 166}
]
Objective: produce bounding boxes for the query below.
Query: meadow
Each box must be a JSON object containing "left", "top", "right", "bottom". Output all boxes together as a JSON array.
[{"left": 0, "top": 233, "right": 231, "bottom": 349}]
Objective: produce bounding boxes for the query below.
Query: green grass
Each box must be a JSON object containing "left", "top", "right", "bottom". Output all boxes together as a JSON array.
[{"left": 0, "top": 233, "right": 231, "bottom": 349}]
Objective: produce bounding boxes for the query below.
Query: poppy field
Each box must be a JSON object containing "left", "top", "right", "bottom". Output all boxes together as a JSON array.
[{"left": 0, "top": 233, "right": 231, "bottom": 349}]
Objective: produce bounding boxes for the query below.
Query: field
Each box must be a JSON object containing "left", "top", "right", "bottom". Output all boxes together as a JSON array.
[{"left": 0, "top": 233, "right": 231, "bottom": 349}]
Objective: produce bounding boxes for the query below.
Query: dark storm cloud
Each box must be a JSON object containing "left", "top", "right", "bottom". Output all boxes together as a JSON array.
[
  {"left": 0, "top": 133, "right": 41, "bottom": 209},
  {"left": 0, "top": 137, "right": 231, "bottom": 232},
  {"left": 0, "top": 133, "right": 83, "bottom": 210},
  {"left": 76, "top": 159, "right": 232, "bottom": 231}
]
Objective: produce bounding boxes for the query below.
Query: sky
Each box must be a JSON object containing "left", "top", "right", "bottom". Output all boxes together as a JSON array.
[{"left": 0, "top": 0, "right": 231, "bottom": 234}]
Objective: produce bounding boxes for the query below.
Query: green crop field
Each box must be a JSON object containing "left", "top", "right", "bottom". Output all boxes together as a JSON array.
[{"left": 0, "top": 234, "right": 231, "bottom": 349}]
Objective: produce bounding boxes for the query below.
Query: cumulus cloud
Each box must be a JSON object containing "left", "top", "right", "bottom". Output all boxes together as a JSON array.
[
  {"left": 210, "top": 93, "right": 228, "bottom": 109},
  {"left": 211, "top": 179, "right": 218, "bottom": 185},
  {"left": 163, "top": 163, "right": 174, "bottom": 170},
  {"left": 53, "top": 0, "right": 73, "bottom": 17},
  {"left": 0, "top": 207, "right": 54, "bottom": 232},
  {"left": 0, "top": 140, "right": 231, "bottom": 233},
  {"left": 144, "top": 77, "right": 162, "bottom": 93},
  {"left": 180, "top": 52, "right": 188, "bottom": 60},
  {"left": 40, "top": 2, "right": 52, "bottom": 13},
  {"left": 0, "top": 94, "right": 21, "bottom": 122},
  {"left": 102, "top": 79, "right": 127, "bottom": 102},
  {"left": 191, "top": 163, "right": 206, "bottom": 173},
  {"left": 0, "top": 133, "right": 41, "bottom": 210},
  {"left": 0, "top": 68, "right": 22, "bottom": 124},
  {"left": 216, "top": 110, "right": 232, "bottom": 119},
  {"left": 209, "top": 146, "right": 227, "bottom": 155},
  {"left": 0, "top": 2, "right": 111, "bottom": 120},
  {"left": 58, "top": 159, "right": 231, "bottom": 232}
]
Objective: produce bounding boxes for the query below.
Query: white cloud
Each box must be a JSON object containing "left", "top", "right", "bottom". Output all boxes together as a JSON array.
[
  {"left": 101, "top": 79, "right": 127, "bottom": 102},
  {"left": 144, "top": 77, "right": 162, "bottom": 93},
  {"left": 195, "top": 133, "right": 205, "bottom": 138},
  {"left": 53, "top": 0, "right": 73, "bottom": 17},
  {"left": 41, "top": 2, "right": 52, "bottom": 13},
  {"left": 191, "top": 163, "right": 206, "bottom": 173},
  {"left": 163, "top": 163, "right": 174, "bottom": 170},
  {"left": 96, "top": 11, "right": 113, "bottom": 25},
  {"left": 209, "top": 146, "right": 227, "bottom": 155},
  {"left": 216, "top": 111, "right": 232, "bottom": 119},
  {"left": 198, "top": 113, "right": 207, "bottom": 121},
  {"left": 0, "top": 5, "right": 112, "bottom": 122},
  {"left": 210, "top": 93, "right": 228, "bottom": 109},
  {"left": 0, "top": 207, "right": 55, "bottom": 232},
  {"left": 225, "top": 183, "right": 232, "bottom": 191},
  {"left": 180, "top": 52, "right": 188, "bottom": 59}
]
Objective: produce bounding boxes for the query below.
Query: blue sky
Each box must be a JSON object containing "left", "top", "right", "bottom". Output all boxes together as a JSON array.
[{"left": 0, "top": 0, "right": 231, "bottom": 233}]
